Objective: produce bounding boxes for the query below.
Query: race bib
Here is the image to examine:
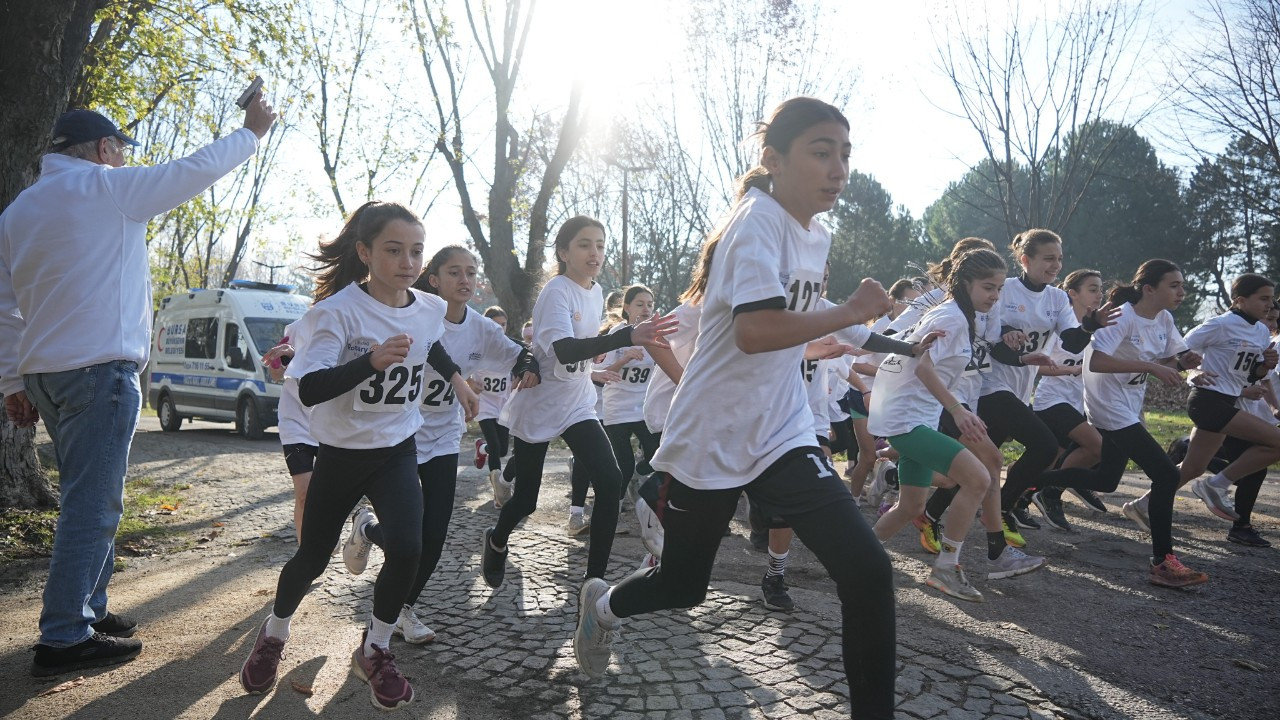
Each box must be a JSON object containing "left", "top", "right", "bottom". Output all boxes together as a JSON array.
[
  {"left": 353, "top": 362, "right": 425, "bottom": 413},
  {"left": 421, "top": 377, "right": 458, "bottom": 413},
  {"left": 481, "top": 376, "right": 509, "bottom": 394},
  {"left": 553, "top": 357, "right": 591, "bottom": 382},
  {"left": 619, "top": 366, "right": 651, "bottom": 384}
]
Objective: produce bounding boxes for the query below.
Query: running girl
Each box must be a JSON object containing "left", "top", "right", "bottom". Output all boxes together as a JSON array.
[
  {"left": 341, "top": 246, "right": 534, "bottom": 645},
  {"left": 239, "top": 201, "right": 452, "bottom": 710},
  {"left": 481, "top": 216, "right": 676, "bottom": 588},
  {"left": 1219, "top": 300, "right": 1280, "bottom": 546},
  {"left": 1085, "top": 259, "right": 1212, "bottom": 587},
  {"left": 571, "top": 97, "right": 897, "bottom": 719},
  {"left": 1159, "top": 275, "right": 1280, "bottom": 523},
  {"left": 601, "top": 285, "right": 662, "bottom": 497},
  {"left": 471, "top": 306, "right": 518, "bottom": 507}
]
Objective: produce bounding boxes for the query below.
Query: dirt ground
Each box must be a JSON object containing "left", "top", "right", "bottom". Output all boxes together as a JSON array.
[{"left": 0, "top": 414, "right": 1276, "bottom": 719}]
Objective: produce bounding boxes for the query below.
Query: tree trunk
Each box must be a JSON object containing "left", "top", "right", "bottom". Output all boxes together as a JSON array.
[{"left": 0, "top": 0, "right": 103, "bottom": 509}]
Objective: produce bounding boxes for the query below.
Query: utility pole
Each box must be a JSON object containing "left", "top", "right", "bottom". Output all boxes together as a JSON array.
[
  {"left": 603, "top": 156, "right": 653, "bottom": 286},
  {"left": 253, "top": 260, "right": 285, "bottom": 284}
]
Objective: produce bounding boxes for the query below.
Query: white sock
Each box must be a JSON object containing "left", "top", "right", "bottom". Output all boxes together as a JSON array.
[
  {"left": 1207, "top": 472, "right": 1231, "bottom": 490},
  {"left": 264, "top": 611, "right": 291, "bottom": 641},
  {"left": 936, "top": 536, "right": 963, "bottom": 568},
  {"left": 570, "top": 506, "right": 584, "bottom": 516},
  {"left": 595, "top": 587, "right": 620, "bottom": 627},
  {"left": 365, "top": 616, "right": 395, "bottom": 657}
]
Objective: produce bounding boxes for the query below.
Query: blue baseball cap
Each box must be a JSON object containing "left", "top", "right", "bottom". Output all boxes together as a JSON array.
[{"left": 50, "top": 110, "right": 139, "bottom": 152}]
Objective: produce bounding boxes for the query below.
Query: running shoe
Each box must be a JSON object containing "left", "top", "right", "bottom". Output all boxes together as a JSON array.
[
  {"left": 239, "top": 621, "right": 285, "bottom": 694},
  {"left": 573, "top": 578, "right": 617, "bottom": 679},
  {"left": 917, "top": 515, "right": 942, "bottom": 555},
  {"left": 480, "top": 527, "right": 507, "bottom": 588},
  {"left": 878, "top": 491, "right": 898, "bottom": 518},
  {"left": 1149, "top": 553, "right": 1209, "bottom": 588},
  {"left": 91, "top": 611, "right": 138, "bottom": 638},
  {"left": 1068, "top": 487, "right": 1108, "bottom": 513},
  {"left": 567, "top": 512, "right": 591, "bottom": 537},
  {"left": 1032, "top": 491, "right": 1072, "bottom": 531},
  {"left": 1122, "top": 499, "right": 1152, "bottom": 533},
  {"left": 1009, "top": 504, "right": 1041, "bottom": 530},
  {"left": 394, "top": 605, "right": 436, "bottom": 644},
  {"left": 473, "top": 439, "right": 488, "bottom": 469},
  {"left": 33, "top": 632, "right": 142, "bottom": 678},
  {"left": 1227, "top": 524, "right": 1272, "bottom": 547},
  {"left": 637, "top": 552, "right": 659, "bottom": 571},
  {"left": 1166, "top": 436, "right": 1190, "bottom": 466},
  {"left": 489, "top": 468, "right": 513, "bottom": 509},
  {"left": 343, "top": 507, "right": 375, "bottom": 575},
  {"left": 867, "top": 459, "right": 895, "bottom": 508},
  {"left": 761, "top": 574, "right": 796, "bottom": 612},
  {"left": 987, "top": 546, "right": 1047, "bottom": 580},
  {"left": 350, "top": 630, "right": 414, "bottom": 710},
  {"left": 635, "top": 496, "right": 664, "bottom": 558},
  {"left": 926, "top": 564, "right": 984, "bottom": 602},
  {"left": 1001, "top": 514, "right": 1027, "bottom": 548},
  {"left": 1191, "top": 478, "right": 1239, "bottom": 521}
]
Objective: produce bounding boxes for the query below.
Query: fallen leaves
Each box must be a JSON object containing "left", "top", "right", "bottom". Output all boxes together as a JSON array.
[
  {"left": 1233, "top": 658, "right": 1266, "bottom": 671},
  {"left": 37, "top": 676, "right": 85, "bottom": 697},
  {"left": 290, "top": 680, "right": 314, "bottom": 697}
]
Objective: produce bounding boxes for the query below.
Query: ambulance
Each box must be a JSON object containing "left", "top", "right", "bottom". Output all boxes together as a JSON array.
[{"left": 149, "top": 281, "right": 309, "bottom": 438}]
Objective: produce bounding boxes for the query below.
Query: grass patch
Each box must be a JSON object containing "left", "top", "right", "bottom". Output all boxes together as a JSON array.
[{"left": 0, "top": 475, "right": 189, "bottom": 564}]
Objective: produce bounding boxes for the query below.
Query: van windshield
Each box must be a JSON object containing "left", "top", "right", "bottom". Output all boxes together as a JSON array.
[{"left": 244, "top": 318, "right": 294, "bottom": 354}]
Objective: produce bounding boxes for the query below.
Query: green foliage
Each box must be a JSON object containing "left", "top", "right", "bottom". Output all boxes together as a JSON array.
[{"left": 827, "top": 171, "right": 930, "bottom": 300}]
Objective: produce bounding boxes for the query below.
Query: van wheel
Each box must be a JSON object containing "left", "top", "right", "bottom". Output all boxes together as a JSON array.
[
  {"left": 237, "top": 397, "right": 265, "bottom": 440},
  {"left": 157, "top": 393, "right": 182, "bottom": 432}
]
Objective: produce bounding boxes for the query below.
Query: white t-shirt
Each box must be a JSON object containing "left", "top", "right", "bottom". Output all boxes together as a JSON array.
[
  {"left": 500, "top": 274, "right": 604, "bottom": 443},
  {"left": 286, "top": 284, "right": 445, "bottom": 449},
  {"left": 643, "top": 301, "right": 702, "bottom": 434},
  {"left": 982, "top": 278, "right": 1079, "bottom": 403},
  {"left": 415, "top": 306, "right": 525, "bottom": 462},
  {"left": 869, "top": 301, "right": 989, "bottom": 437},
  {"left": 602, "top": 324, "right": 655, "bottom": 425},
  {"left": 1083, "top": 303, "right": 1187, "bottom": 431},
  {"left": 885, "top": 287, "right": 946, "bottom": 336},
  {"left": 277, "top": 316, "right": 316, "bottom": 447},
  {"left": 650, "top": 188, "right": 830, "bottom": 489},
  {"left": 1182, "top": 311, "right": 1272, "bottom": 398},
  {"left": 828, "top": 355, "right": 854, "bottom": 422},
  {"left": 804, "top": 356, "right": 831, "bottom": 439},
  {"left": 1031, "top": 332, "right": 1085, "bottom": 414}
]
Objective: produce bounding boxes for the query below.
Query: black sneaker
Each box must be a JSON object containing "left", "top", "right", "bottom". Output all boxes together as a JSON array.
[
  {"left": 1166, "top": 437, "right": 1189, "bottom": 466},
  {"left": 761, "top": 574, "right": 795, "bottom": 612},
  {"left": 1032, "top": 491, "right": 1072, "bottom": 531},
  {"left": 1228, "top": 525, "right": 1272, "bottom": 548},
  {"left": 31, "top": 633, "right": 142, "bottom": 677},
  {"left": 481, "top": 528, "right": 508, "bottom": 588},
  {"left": 1009, "top": 505, "right": 1040, "bottom": 530},
  {"left": 91, "top": 612, "right": 138, "bottom": 638},
  {"left": 1068, "top": 487, "right": 1108, "bottom": 513}
]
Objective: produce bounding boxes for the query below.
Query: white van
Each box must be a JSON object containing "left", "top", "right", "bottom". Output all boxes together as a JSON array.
[{"left": 149, "top": 281, "right": 310, "bottom": 439}]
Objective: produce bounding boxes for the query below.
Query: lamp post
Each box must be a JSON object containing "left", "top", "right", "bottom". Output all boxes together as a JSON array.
[
  {"left": 253, "top": 260, "right": 285, "bottom": 284},
  {"left": 602, "top": 156, "right": 653, "bottom": 286}
]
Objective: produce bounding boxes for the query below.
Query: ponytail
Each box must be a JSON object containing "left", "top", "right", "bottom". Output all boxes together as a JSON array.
[
  {"left": 1108, "top": 259, "right": 1181, "bottom": 307},
  {"left": 928, "top": 236, "right": 995, "bottom": 286}
]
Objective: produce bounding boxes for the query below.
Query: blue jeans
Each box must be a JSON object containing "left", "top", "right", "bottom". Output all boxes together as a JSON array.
[{"left": 24, "top": 360, "right": 141, "bottom": 647}]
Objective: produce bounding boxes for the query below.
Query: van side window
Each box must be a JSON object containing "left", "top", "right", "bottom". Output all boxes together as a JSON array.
[
  {"left": 185, "top": 318, "right": 218, "bottom": 359},
  {"left": 223, "top": 322, "right": 254, "bottom": 371}
]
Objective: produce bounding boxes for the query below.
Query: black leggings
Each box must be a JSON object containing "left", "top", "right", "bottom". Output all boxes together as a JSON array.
[
  {"left": 605, "top": 420, "right": 661, "bottom": 485},
  {"left": 609, "top": 448, "right": 895, "bottom": 720},
  {"left": 1218, "top": 436, "right": 1267, "bottom": 528},
  {"left": 479, "top": 419, "right": 510, "bottom": 471},
  {"left": 494, "top": 419, "right": 622, "bottom": 579},
  {"left": 1096, "top": 423, "right": 1177, "bottom": 562},
  {"left": 365, "top": 453, "right": 458, "bottom": 607},
  {"left": 830, "top": 416, "right": 855, "bottom": 458},
  {"left": 979, "top": 391, "right": 1106, "bottom": 511},
  {"left": 274, "top": 438, "right": 422, "bottom": 624}
]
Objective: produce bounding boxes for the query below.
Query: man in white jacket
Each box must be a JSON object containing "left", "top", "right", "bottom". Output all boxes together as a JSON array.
[{"left": 0, "top": 91, "right": 276, "bottom": 677}]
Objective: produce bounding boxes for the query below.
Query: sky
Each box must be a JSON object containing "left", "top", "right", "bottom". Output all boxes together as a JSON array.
[{"left": 247, "top": 0, "right": 1225, "bottom": 284}]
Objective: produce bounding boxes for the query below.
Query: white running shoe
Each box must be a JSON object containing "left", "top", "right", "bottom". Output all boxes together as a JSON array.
[
  {"left": 489, "top": 469, "right": 513, "bottom": 509},
  {"left": 567, "top": 512, "right": 591, "bottom": 537},
  {"left": 573, "top": 578, "right": 617, "bottom": 679},
  {"left": 394, "top": 605, "right": 436, "bottom": 644},
  {"left": 867, "top": 458, "right": 895, "bottom": 507},
  {"left": 1190, "top": 478, "right": 1239, "bottom": 521},
  {"left": 987, "top": 546, "right": 1047, "bottom": 580},
  {"left": 343, "top": 507, "right": 375, "bottom": 575},
  {"left": 634, "top": 496, "right": 664, "bottom": 558},
  {"left": 1122, "top": 499, "right": 1152, "bottom": 534}
]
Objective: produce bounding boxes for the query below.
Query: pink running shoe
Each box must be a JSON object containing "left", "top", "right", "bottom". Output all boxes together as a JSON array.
[{"left": 351, "top": 631, "right": 414, "bottom": 710}]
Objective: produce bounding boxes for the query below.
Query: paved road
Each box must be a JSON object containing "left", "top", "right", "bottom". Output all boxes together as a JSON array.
[{"left": 0, "top": 415, "right": 1275, "bottom": 719}]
